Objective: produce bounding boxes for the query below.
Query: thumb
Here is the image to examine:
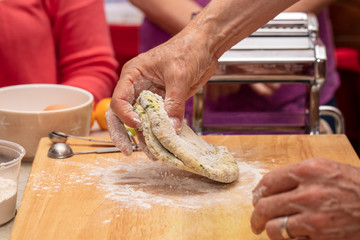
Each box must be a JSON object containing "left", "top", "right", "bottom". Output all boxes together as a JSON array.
[{"left": 164, "top": 92, "right": 186, "bottom": 134}]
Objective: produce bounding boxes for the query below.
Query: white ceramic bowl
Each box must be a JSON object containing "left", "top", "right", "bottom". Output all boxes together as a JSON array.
[{"left": 0, "top": 84, "right": 93, "bottom": 159}]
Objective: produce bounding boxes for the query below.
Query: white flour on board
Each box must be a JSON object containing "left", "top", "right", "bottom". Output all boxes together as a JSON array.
[{"left": 29, "top": 155, "right": 268, "bottom": 209}]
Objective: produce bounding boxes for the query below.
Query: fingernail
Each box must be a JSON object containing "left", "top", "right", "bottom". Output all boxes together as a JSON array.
[
  {"left": 251, "top": 226, "right": 262, "bottom": 235},
  {"left": 131, "top": 113, "right": 142, "bottom": 128},
  {"left": 133, "top": 117, "right": 142, "bottom": 128}
]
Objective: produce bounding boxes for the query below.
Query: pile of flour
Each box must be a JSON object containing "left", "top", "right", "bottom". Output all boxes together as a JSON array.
[
  {"left": 29, "top": 156, "right": 268, "bottom": 210},
  {"left": 95, "top": 159, "right": 267, "bottom": 209},
  {"left": 0, "top": 177, "right": 17, "bottom": 225}
]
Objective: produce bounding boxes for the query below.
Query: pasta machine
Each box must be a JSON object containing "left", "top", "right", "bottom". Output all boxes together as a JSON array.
[{"left": 192, "top": 12, "right": 344, "bottom": 135}]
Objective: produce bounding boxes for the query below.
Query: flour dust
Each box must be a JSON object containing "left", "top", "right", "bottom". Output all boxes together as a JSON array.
[{"left": 29, "top": 155, "right": 268, "bottom": 209}]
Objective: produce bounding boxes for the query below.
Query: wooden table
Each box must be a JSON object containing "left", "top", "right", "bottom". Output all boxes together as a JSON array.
[{"left": 10, "top": 134, "right": 359, "bottom": 240}]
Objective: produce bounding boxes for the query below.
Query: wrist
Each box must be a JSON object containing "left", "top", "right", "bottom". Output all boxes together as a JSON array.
[{"left": 188, "top": 10, "right": 226, "bottom": 60}]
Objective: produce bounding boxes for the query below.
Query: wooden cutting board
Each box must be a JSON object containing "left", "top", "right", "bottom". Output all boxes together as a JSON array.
[{"left": 10, "top": 134, "right": 360, "bottom": 240}]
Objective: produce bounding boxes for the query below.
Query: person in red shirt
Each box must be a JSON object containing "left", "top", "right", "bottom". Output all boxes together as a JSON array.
[{"left": 0, "top": 0, "right": 118, "bottom": 104}]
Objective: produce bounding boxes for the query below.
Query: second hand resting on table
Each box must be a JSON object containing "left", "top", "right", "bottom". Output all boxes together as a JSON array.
[
  {"left": 252, "top": 158, "right": 360, "bottom": 240},
  {"left": 105, "top": 0, "right": 360, "bottom": 239}
]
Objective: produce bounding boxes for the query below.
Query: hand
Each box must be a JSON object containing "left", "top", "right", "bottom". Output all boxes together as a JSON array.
[
  {"left": 206, "top": 83, "right": 281, "bottom": 102},
  {"left": 250, "top": 83, "right": 281, "bottom": 97},
  {"left": 251, "top": 158, "right": 360, "bottom": 240},
  {"left": 105, "top": 0, "right": 299, "bottom": 155},
  {"left": 206, "top": 83, "right": 241, "bottom": 101},
  {"left": 107, "top": 31, "right": 218, "bottom": 155}
]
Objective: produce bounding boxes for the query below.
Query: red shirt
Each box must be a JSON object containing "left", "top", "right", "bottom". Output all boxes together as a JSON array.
[{"left": 0, "top": 0, "right": 118, "bottom": 104}]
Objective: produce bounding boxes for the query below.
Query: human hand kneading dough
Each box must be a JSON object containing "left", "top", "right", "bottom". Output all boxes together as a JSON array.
[
  {"left": 106, "top": 32, "right": 217, "bottom": 155},
  {"left": 106, "top": 0, "right": 298, "bottom": 154}
]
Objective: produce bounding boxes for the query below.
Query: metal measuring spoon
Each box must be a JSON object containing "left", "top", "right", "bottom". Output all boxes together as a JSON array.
[
  {"left": 49, "top": 130, "right": 140, "bottom": 150},
  {"left": 48, "top": 131, "right": 114, "bottom": 144},
  {"left": 47, "top": 143, "right": 122, "bottom": 159}
]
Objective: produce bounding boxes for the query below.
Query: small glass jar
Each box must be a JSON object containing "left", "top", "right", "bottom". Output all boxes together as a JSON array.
[{"left": 0, "top": 140, "right": 25, "bottom": 225}]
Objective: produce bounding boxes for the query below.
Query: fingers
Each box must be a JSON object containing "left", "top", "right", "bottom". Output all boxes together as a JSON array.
[
  {"left": 110, "top": 97, "right": 141, "bottom": 129},
  {"left": 163, "top": 58, "right": 218, "bottom": 133},
  {"left": 164, "top": 94, "right": 186, "bottom": 134},
  {"left": 252, "top": 158, "right": 336, "bottom": 206},
  {"left": 264, "top": 215, "right": 309, "bottom": 240},
  {"left": 162, "top": 67, "right": 194, "bottom": 133},
  {"left": 266, "top": 216, "right": 293, "bottom": 240},
  {"left": 134, "top": 128, "right": 157, "bottom": 161},
  {"left": 251, "top": 83, "right": 281, "bottom": 97},
  {"left": 252, "top": 164, "right": 300, "bottom": 205},
  {"left": 252, "top": 203, "right": 312, "bottom": 239},
  {"left": 251, "top": 190, "right": 300, "bottom": 234},
  {"left": 106, "top": 107, "right": 159, "bottom": 159},
  {"left": 110, "top": 72, "right": 142, "bottom": 129},
  {"left": 251, "top": 158, "right": 352, "bottom": 239},
  {"left": 206, "top": 83, "right": 242, "bottom": 101},
  {"left": 251, "top": 186, "right": 324, "bottom": 235},
  {"left": 110, "top": 56, "right": 159, "bottom": 129},
  {"left": 105, "top": 109, "right": 134, "bottom": 156}
]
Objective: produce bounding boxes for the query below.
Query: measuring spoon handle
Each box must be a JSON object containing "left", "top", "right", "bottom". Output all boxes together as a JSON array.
[
  {"left": 74, "top": 147, "right": 120, "bottom": 155},
  {"left": 69, "top": 135, "right": 114, "bottom": 144}
]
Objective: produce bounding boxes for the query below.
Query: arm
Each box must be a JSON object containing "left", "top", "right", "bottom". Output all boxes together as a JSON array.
[
  {"left": 129, "top": 0, "right": 202, "bottom": 36},
  {"left": 47, "top": 0, "right": 118, "bottom": 104},
  {"left": 108, "top": 0, "right": 299, "bottom": 155},
  {"left": 131, "top": 0, "right": 280, "bottom": 98},
  {"left": 193, "top": 0, "right": 299, "bottom": 59}
]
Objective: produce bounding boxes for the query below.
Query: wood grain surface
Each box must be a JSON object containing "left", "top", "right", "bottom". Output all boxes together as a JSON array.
[{"left": 10, "top": 134, "right": 360, "bottom": 240}]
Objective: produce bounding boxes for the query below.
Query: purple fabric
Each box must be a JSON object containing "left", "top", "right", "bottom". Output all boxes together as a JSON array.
[
  {"left": 140, "top": 0, "right": 208, "bottom": 52},
  {"left": 139, "top": 3, "right": 340, "bottom": 130}
]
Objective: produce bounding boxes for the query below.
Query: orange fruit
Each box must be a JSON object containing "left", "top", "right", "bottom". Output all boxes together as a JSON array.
[
  {"left": 95, "top": 98, "right": 111, "bottom": 130},
  {"left": 43, "top": 104, "right": 68, "bottom": 111}
]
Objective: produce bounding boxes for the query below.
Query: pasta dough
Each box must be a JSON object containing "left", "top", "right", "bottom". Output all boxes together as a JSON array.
[{"left": 134, "top": 90, "right": 239, "bottom": 183}]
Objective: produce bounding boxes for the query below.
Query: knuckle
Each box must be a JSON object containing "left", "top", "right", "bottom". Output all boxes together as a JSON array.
[
  {"left": 293, "top": 186, "right": 333, "bottom": 209},
  {"left": 296, "top": 158, "right": 338, "bottom": 177},
  {"left": 259, "top": 172, "right": 273, "bottom": 187},
  {"left": 305, "top": 213, "right": 329, "bottom": 231},
  {"left": 303, "top": 158, "right": 333, "bottom": 169},
  {"left": 301, "top": 158, "right": 324, "bottom": 169}
]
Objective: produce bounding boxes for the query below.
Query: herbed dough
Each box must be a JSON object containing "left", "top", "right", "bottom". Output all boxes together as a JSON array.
[{"left": 135, "top": 90, "right": 239, "bottom": 183}]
